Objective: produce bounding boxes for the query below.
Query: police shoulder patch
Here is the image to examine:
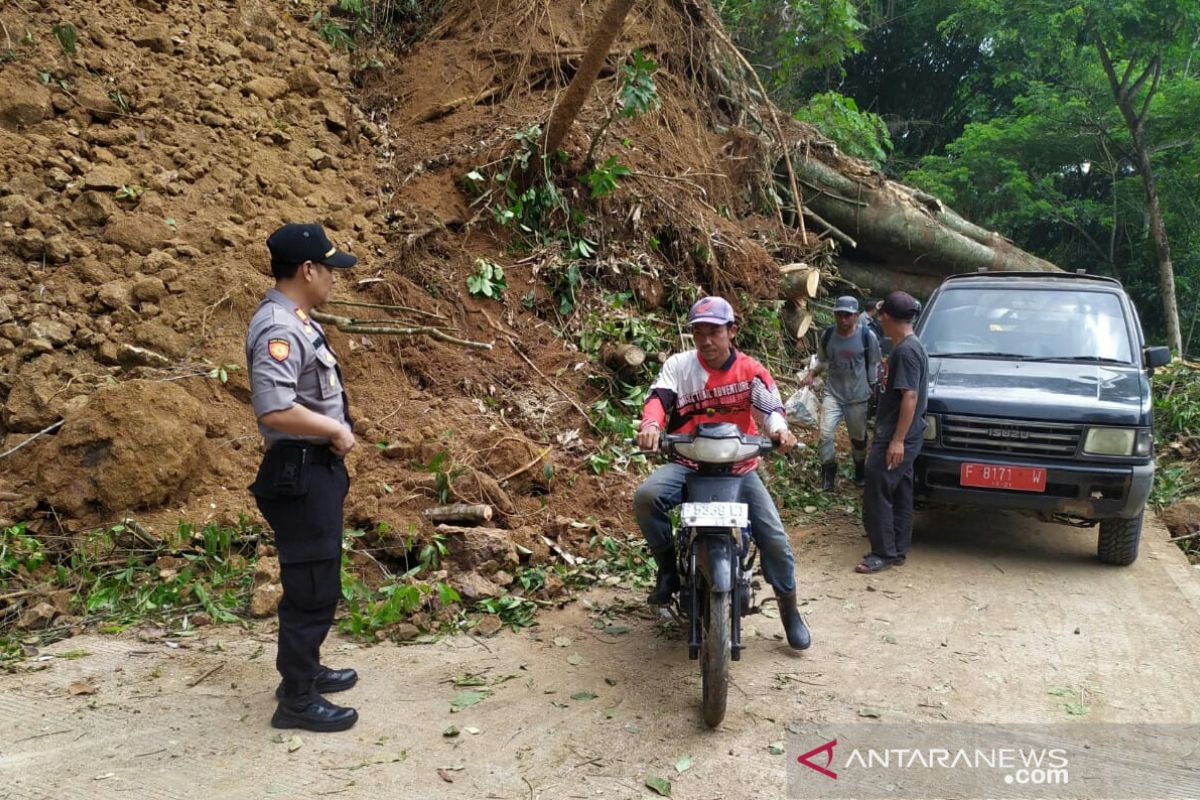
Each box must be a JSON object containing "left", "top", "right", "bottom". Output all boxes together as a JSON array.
[{"left": 268, "top": 338, "right": 290, "bottom": 362}]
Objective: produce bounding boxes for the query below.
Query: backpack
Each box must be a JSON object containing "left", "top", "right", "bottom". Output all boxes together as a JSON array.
[{"left": 821, "top": 323, "right": 881, "bottom": 385}]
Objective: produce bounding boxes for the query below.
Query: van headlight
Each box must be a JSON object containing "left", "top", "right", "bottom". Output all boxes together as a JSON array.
[
  {"left": 1083, "top": 427, "right": 1136, "bottom": 456},
  {"left": 923, "top": 414, "right": 938, "bottom": 441}
]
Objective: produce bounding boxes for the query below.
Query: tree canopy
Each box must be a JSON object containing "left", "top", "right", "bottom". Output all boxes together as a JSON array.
[{"left": 719, "top": 0, "right": 1200, "bottom": 355}]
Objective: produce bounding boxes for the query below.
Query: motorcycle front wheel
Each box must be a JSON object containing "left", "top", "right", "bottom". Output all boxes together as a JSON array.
[{"left": 700, "top": 589, "right": 731, "bottom": 728}]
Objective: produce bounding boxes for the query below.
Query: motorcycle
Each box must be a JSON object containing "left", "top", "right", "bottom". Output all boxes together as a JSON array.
[{"left": 646, "top": 421, "right": 773, "bottom": 728}]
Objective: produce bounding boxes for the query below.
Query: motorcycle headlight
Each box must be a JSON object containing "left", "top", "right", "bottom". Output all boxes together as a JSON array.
[
  {"left": 923, "top": 414, "right": 938, "bottom": 442},
  {"left": 1083, "top": 427, "right": 1136, "bottom": 456},
  {"left": 673, "top": 437, "right": 760, "bottom": 464}
]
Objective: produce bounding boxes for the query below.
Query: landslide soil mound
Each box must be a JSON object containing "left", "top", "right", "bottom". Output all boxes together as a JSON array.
[{"left": 0, "top": 0, "right": 832, "bottom": 564}]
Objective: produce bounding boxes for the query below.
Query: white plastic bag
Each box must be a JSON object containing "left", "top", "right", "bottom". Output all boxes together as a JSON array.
[
  {"left": 785, "top": 355, "right": 820, "bottom": 428},
  {"left": 784, "top": 385, "right": 820, "bottom": 428}
]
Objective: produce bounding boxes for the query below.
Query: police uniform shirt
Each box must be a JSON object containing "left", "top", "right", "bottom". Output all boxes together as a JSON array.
[{"left": 245, "top": 288, "right": 349, "bottom": 446}]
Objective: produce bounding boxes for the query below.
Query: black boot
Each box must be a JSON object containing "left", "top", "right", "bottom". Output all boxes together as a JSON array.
[
  {"left": 853, "top": 460, "right": 865, "bottom": 487},
  {"left": 276, "top": 666, "right": 358, "bottom": 700},
  {"left": 647, "top": 545, "right": 680, "bottom": 605},
  {"left": 774, "top": 590, "right": 812, "bottom": 650},
  {"left": 820, "top": 462, "right": 837, "bottom": 491},
  {"left": 271, "top": 693, "right": 359, "bottom": 732}
]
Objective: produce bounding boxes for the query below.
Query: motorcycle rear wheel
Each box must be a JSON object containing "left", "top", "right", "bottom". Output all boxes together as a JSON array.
[{"left": 700, "top": 589, "right": 731, "bottom": 728}]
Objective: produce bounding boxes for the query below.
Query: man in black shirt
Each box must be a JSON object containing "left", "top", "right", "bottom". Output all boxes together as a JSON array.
[{"left": 857, "top": 291, "right": 928, "bottom": 573}]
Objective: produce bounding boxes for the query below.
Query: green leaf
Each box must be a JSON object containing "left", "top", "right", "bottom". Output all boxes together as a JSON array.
[
  {"left": 52, "top": 23, "right": 78, "bottom": 55},
  {"left": 674, "top": 754, "right": 694, "bottom": 773},
  {"left": 450, "top": 688, "right": 493, "bottom": 712},
  {"left": 645, "top": 776, "right": 671, "bottom": 797},
  {"left": 769, "top": 740, "right": 785, "bottom": 756},
  {"left": 570, "top": 691, "right": 597, "bottom": 701},
  {"left": 443, "top": 725, "right": 460, "bottom": 737}
]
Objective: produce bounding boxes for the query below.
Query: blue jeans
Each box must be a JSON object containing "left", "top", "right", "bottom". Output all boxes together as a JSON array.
[
  {"left": 818, "top": 395, "right": 869, "bottom": 465},
  {"left": 633, "top": 462, "right": 796, "bottom": 593}
]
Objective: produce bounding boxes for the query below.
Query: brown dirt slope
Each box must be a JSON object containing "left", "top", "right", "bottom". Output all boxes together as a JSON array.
[{"left": 0, "top": 0, "right": 832, "bottom": 555}]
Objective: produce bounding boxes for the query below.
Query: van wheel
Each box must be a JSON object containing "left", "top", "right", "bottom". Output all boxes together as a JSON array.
[{"left": 1097, "top": 511, "right": 1143, "bottom": 566}]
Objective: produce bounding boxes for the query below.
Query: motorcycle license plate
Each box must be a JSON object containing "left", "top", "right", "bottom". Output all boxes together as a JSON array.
[
  {"left": 960, "top": 463, "right": 1047, "bottom": 492},
  {"left": 681, "top": 502, "right": 748, "bottom": 528}
]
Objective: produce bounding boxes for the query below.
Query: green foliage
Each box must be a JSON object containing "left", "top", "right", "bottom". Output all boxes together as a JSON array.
[
  {"left": 1150, "top": 361, "right": 1200, "bottom": 508},
  {"left": 793, "top": 91, "right": 892, "bottom": 166},
  {"left": 474, "top": 595, "right": 537, "bottom": 630},
  {"left": 207, "top": 363, "right": 240, "bottom": 383},
  {"left": 1, "top": 523, "right": 45, "bottom": 591},
  {"left": 338, "top": 568, "right": 460, "bottom": 639},
  {"left": 419, "top": 450, "right": 462, "bottom": 505},
  {"left": 618, "top": 51, "right": 661, "bottom": 118},
  {"left": 466, "top": 258, "right": 507, "bottom": 299},
  {"left": 715, "top": 0, "right": 866, "bottom": 97},
  {"left": 52, "top": 23, "right": 77, "bottom": 55},
  {"left": 113, "top": 185, "right": 145, "bottom": 202},
  {"left": 312, "top": 11, "right": 356, "bottom": 51},
  {"left": 581, "top": 155, "right": 632, "bottom": 199}
]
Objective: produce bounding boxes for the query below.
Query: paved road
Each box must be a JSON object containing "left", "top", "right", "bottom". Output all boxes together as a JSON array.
[{"left": 3, "top": 511, "right": 1198, "bottom": 799}]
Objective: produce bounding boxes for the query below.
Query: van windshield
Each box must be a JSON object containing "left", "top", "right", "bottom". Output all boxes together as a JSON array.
[{"left": 919, "top": 287, "right": 1135, "bottom": 363}]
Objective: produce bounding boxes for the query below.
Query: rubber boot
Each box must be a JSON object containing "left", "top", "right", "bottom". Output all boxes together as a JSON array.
[
  {"left": 774, "top": 590, "right": 812, "bottom": 650},
  {"left": 820, "top": 462, "right": 837, "bottom": 491},
  {"left": 853, "top": 460, "right": 866, "bottom": 487},
  {"left": 646, "top": 545, "right": 680, "bottom": 605}
]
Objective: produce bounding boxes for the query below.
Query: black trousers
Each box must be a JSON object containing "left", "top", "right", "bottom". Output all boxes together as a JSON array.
[
  {"left": 863, "top": 438, "right": 921, "bottom": 561},
  {"left": 253, "top": 452, "right": 349, "bottom": 698}
]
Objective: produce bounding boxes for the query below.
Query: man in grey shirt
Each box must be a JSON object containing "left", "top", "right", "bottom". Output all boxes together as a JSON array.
[
  {"left": 802, "top": 296, "right": 881, "bottom": 489},
  {"left": 246, "top": 223, "right": 360, "bottom": 732}
]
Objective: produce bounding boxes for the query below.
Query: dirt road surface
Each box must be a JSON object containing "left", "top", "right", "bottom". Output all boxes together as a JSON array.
[{"left": 4, "top": 511, "right": 1199, "bottom": 800}]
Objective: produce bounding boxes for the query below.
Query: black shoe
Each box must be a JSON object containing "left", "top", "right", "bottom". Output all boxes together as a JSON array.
[
  {"left": 271, "top": 693, "right": 358, "bottom": 733},
  {"left": 275, "top": 666, "right": 358, "bottom": 700},
  {"left": 853, "top": 461, "right": 865, "bottom": 487},
  {"left": 647, "top": 545, "right": 680, "bottom": 605},
  {"left": 774, "top": 590, "right": 812, "bottom": 650},
  {"left": 820, "top": 462, "right": 837, "bottom": 491}
]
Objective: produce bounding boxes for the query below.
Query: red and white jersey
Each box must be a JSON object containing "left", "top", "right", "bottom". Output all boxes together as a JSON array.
[{"left": 640, "top": 348, "right": 787, "bottom": 474}]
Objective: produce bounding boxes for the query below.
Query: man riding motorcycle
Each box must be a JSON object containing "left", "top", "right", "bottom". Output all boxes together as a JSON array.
[{"left": 632, "top": 297, "right": 812, "bottom": 650}]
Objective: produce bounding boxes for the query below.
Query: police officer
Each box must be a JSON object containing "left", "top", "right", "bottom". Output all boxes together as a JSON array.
[{"left": 246, "top": 223, "right": 359, "bottom": 732}]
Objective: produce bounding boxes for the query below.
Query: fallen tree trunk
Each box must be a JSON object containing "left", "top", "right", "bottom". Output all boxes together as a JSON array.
[
  {"left": 789, "top": 156, "right": 1059, "bottom": 278},
  {"left": 837, "top": 260, "right": 946, "bottom": 299},
  {"left": 780, "top": 265, "right": 820, "bottom": 301}
]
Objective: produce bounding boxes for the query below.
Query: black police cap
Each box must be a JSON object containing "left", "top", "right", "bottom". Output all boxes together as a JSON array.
[{"left": 266, "top": 223, "right": 357, "bottom": 269}]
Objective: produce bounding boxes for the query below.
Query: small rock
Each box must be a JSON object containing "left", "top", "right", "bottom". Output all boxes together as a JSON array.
[
  {"left": 116, "top": 343, "right": 171, "bottom": 368},
  {"left": 97, "top": 281, "right": 133, "bottom": 310},
  {"left": 28, "top": 319, "right": 72, "bottom": 346},
  {"left": 0, "top": 195, "right": 35, "bottom": 226},
  {"left": 70, "top": 191, "right": 117, "bottom": 227},
  {"left": 245, "top": 76, "right": 289, "bottom": 101},
  {"left": 14, "top": 230, "right": 46, "bottom": 260},
  {"left": 190, "top": 612, "right": 212, "bottom": 627},
  {"left": 474, "top": 614, "right": 503, "bottom": 637},
  {"left": 306, "top": 148, "right": 332, "bottom": 170},
  {"left": 452, "top": 572, "right": 502, "bottom": 601},
  {"left": 96, "top": 340, "right": 120, "bottom": 364},
  {"left": 133, "top": 24, "right": 173, "bottom": 53},
  {"left": 250, "top": 583, "right": 283, "bottom": 617},
  {"left": 254, "top": 556, "right": 281, "bottom": 586},
  {"left": 17, "top": 602, "right": 57, "bottom": 631},
  {"left": 76, "top": 84, "right": 122, "bottom": 123},
  {"left": 0, "top": 80, "right": 53, "bottom": 129},
  {"left": 132, "top": 277, "right": 167, "bottom": 303},
  {"left": 46, "top": 168, "right": 73, "bottom": 190},
  {"left": 0, "top": 299, "right": 12, "bottom": 324},
  {"left": 84, "top": 165, "right": 133, "bottom": 191},
  {"left": 27, "top": 338, "right": 54, "bottom": 355},
  {"left": 493, "top": 570, "right": 514, "bottom": 586},
  {"left": 44, "top": 235, "right": 74, "bottom": 264},
  {"left": 392, "top": 623, "right": 421, "bottom": 641},
  {"left": 212, "top": 41, "right": 241, "bottom": 63},
  {"left": 286, "top": 67, "right": 322, "bottom": 96}
]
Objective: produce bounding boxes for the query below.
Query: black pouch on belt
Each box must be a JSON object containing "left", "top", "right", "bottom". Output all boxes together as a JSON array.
[{"left": 250, "top": 443, "right": 313, "bottom": 498}]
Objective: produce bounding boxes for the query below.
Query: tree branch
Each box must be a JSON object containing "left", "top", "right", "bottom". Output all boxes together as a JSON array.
[{"left": 1137, "top": 56, "right": 1162, "bottom": 124}]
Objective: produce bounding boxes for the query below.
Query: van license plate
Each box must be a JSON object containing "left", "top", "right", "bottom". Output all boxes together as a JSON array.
[
  {"left": 960, "top": 463, "right": 1046, "bottom": 492},
  {"left": 681, "top": 502, "right": 748, "bottom": 528}
]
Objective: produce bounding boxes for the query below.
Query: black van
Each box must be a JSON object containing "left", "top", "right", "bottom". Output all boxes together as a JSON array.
[{"left": 913, "top": 271, "right": 1172, "bottom": 565}]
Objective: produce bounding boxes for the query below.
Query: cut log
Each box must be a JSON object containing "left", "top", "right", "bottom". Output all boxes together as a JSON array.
[
  {"left": 794, "top": 313, "right": 812, "bottom": 339},
  {"left": 603, "top": 343, "right": 646, "bottom": 373},
  {"left": 423, "top": 504, "right": 494, "bottom": 525},
  {"left": 781, "top": 266, "right": 821, "bottom": 301}
]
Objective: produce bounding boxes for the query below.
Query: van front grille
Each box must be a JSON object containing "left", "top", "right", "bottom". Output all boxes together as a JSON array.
[{"left": 940, "top": 415, "right": 1082, "bottom": 458}]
